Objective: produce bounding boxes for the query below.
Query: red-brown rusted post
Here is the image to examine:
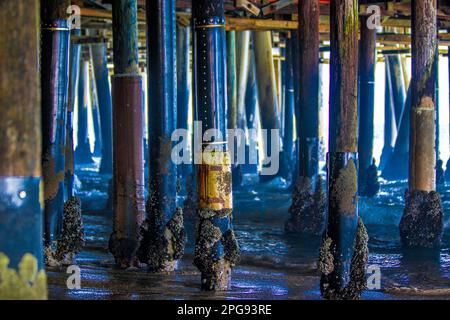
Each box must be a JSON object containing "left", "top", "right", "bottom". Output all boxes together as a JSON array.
[
  {"left": 319, "top": 0, "right": 369, "bottom": 300},
  {"left": 400, "top": 0, "right": 443, "bottom": 248},
  {"left": 109, "top": 0, "right": 145, "bottom": 268}
]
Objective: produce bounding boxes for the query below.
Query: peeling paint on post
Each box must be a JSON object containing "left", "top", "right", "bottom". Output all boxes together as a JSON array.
[
  {"left": 358, "top": 16, "right": 379, "bottom": 197},
  {"left": 0, "top": 0, "right": 45, "bottom": 276},
  {"left": 192, "top": 0, "right": 240, "bottom": 291},
  {"left": 91, "top": 41, "right": 113, "bottom": 175},
  {"left": 286, "top": 0, "right": 325, "bottom": 235},
  {"left": 109, "top": 0, "right": 145, "bottom": 268},
  {"left": 319, "top": 0, "right": 369, "bottom": 300},
  {"left": 138, "top": 0, "right": 185, "bottom": 273},
  {"left": 41, "top": 0, "right": 71, "bottom": 247},
  {"left": 400, "top": 0, "right": 443, "bottom": 249}
]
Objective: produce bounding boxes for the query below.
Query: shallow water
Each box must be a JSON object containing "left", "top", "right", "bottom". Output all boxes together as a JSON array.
[{"left": 47, "top": 162, "right": 450, "bottom": 300}]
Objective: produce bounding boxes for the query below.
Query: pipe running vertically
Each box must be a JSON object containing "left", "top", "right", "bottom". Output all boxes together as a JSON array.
[
  {"left": 192, "top": 0, "right": 240, "bottom": 291},
  {"left": 41, "top": 0, "right": 71, "bottom": 247},
  {"left": 109, "top": 0, "right": 145, "bottom": 268},
  {"left": 139, "top": 0, "right": 185, "bottom": 272}
]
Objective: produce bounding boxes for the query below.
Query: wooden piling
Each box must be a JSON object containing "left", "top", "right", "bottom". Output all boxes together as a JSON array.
[
  {"left": 75, "top": 57, "right": 94, "bottom": 164},
  {"left": 280, "top": 35, "right": 295, "bottom": 181},
  {"left": 245, "top": 37, "right": 259, "bottom": 174},
  {"left": 379, "top": 61, "right": 397, "bottom": 171},
  {"left": 254, "top": 31, "right": 280, "bottom": 181},
  {"left": 358, "top": 16, "right": 379, "bottom": 197},
  {"left": 91, "top": 41, "right": 113, "bottom": 175},
  {"left": 65, "top": 30, "right": 81, "bottom": 198},
  {"left": 286, "top": 0, "right": 325, "bottom": 235},
  {"left": 177, "top": 25, "right": 192, "bottom": 181},
  {"left": 388, "top": 55, "right": 407, "bottom": 126},
  {"left": 0, "top": 1, "right": 44, "bottom": 279},
  {"left": 319, "top": 0, "right": 368, "bottom": 300},
  {"left": 226, "top": 31, "right": 237, "bottom": 132},
  {"left": 400, "top": 0, "right": 443, "bottom": 248},
  {"left": 89, "top": 56, "right": 102, "bottom": 157}
]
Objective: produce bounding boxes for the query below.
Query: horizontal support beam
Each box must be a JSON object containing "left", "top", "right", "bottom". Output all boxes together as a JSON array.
[{"left": 80, "top": 7, "right": 450, "bottom": 31}]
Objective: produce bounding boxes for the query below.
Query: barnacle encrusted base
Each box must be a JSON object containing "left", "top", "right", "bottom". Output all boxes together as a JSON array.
[
  {"left": 400, "top": 190, "right": 443, "bottom": 248},
  {"left": 45, "top": 197, "right": 84, "bottom": 267},
  {"left": 138, "top": 207, "right": 186, "bottom": 272},
  {"left": 194, "top": 209, "right": 240, "bottom": 291},
  {"left": 286, "top": 175, "right": 326, "bottom": 235},
  {"left": 319, "top": 218, "right": 369, "bottom": 300}
]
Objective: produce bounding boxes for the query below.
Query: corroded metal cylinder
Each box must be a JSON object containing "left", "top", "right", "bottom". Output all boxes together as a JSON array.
[
  {"left": 109, "top": 0, "right": 145, "bottom": 268},
  {"left": 109, "top": 75, "right": 145, "bottom": 267},
  {"left": 192, "top": 0, "right": 239, "bottom": 291},
  {"left": 139, "top": 0, "right": 185, "bottom": 272},
  {"left": 41, "top": 5, "right": 71, "bottom": 246}
]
